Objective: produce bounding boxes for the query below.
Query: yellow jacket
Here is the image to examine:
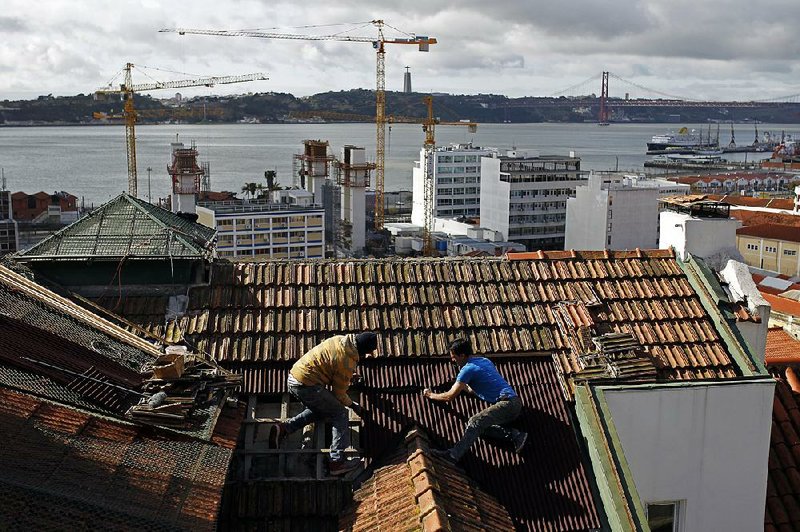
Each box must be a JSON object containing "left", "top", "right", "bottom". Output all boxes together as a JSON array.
[{"left": 290, "top": 334, "right": 359, "bottom": 406}]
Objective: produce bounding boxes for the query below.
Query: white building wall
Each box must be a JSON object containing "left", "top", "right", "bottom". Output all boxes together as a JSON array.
[
  {"left": 603, "top": 380, "right": 774, "bottom": 532},
  {"left": 479, "top": 157, "right": 511, "bottom": 238},
  {"left": 480, "top": 154, "right": 584, "bottom": 251},
  {"left": 659, "top": 210, "right": 741, "bottom": 260},
  {"left": 565, "top": 176, "right": 609, "bottom": 250},
  {"left": 607, "top": 187, "right": 659, "bottom": 250}
]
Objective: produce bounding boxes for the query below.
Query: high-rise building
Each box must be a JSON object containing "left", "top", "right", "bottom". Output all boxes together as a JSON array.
[
  {"left": 480, "top": 150, "right": 586, "bottom": 251},
  {"left": 411, "top": 143, "right": 493, "bottom": 227}
]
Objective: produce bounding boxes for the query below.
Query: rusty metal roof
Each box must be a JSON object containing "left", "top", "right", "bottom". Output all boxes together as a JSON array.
[
  {"left": 0, "top": 263, "right": 161, "bottom": 412},
  {"left": 230, "top": 357, "right": 601, "bottom": 531},
  {"left": 118, "top": 252, "right": 741, "bottom": 385},
  {"left": 0, "top": 386, "right": 235, "bottom": 531}
]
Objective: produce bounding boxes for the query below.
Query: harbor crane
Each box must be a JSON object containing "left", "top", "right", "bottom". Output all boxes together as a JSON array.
[
  {"left": 421, "top": 95, "right": 477, "bottom": 256},
  {"left": 160, "top": 21, "right": 437, "bottom": 230},
  {"left": 95, "top": 63, "right": 267, "bottom": 197}
]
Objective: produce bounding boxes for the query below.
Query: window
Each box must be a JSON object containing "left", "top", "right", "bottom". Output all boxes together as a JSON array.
[
  {"left": 646, "top": 502, "right": 680, "bottom": 532},
  {"left": 465, "top": 155, "right": 478, "bottom": 163},
  {"left": 746, "top": 243, "right": 759, "bottom": 251},
  {"left": 765, "top": 246, "right": 777, "bottom": 253},
  {"left": 784, "top": 249, "right": 797, "bottom": 256}
]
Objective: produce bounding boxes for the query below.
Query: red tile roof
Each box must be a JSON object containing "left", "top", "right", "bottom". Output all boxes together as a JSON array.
[
  {"left": 763, "top": 292, "right": 800, "bottom": 318},
  {"left": 340, "top": 429, "right": 515, "bottom": 531},
  {"left": 767, "top": 328, "right": 800, "bottom": 366},
  {"left": 114, "top": 252, "right": 739, "bottom": 384},
  {"left": 0, "top": 386, "right": 234, "bottom": 531},
  {"left": 737, "top": 224, "right": 800, "bottom": 243},
  {"left": 731, "top": 210, "right": 800, "bottom": 228},
  {"left": 708, "top": 194, "right": 796, "bottom": 211},
  {"left": 766, "top": 373, "right": 800, "bottom": 532}
]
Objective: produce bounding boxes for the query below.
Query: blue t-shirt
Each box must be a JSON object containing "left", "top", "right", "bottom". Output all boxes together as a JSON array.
[{"left": 456, "top": 357, "right": 517, "bottom": 403}]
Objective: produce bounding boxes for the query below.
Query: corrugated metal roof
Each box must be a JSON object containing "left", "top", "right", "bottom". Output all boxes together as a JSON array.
[
  {"left": 16, "top": 193, "right": 215, "bottom": 260},
  {"left": 230, "top": 357, "right": 601, "bottom": 531},
  {"left": 118, "top": 253, "right": 741, "bottom": 383},
  {"left": 0, "top": 386, "right": 234, "bottom": 531}
]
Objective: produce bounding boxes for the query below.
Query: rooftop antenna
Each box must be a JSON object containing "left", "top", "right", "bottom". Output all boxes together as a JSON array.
[{"left": 1, "top": 168, "right": 5, "bottom": 191}]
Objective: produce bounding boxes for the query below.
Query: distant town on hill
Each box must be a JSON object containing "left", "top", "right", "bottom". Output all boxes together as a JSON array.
[{"left": 2, "top": 89, "right": 799, "bottom": 125}]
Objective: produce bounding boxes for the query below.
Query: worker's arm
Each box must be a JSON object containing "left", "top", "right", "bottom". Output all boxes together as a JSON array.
[
  {"left": 424, "top": 381, "right": 467, "bottom": 402},
  {"left": 331, "top": 355, "right": 356, "bottom": 407}
]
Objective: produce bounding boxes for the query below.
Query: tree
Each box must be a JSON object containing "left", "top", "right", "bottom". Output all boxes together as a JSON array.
[{"left": 241, "top": 182, "right": 260, "bottom": 199}]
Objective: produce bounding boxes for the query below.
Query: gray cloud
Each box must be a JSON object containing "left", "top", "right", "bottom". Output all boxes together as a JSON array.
[{"left": 1, "top": 0, "right": 799, "bottom": 101}]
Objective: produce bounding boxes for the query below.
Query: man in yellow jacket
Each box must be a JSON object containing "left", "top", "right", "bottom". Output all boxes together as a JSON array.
[{"left": 270, "top": 332, "right": 377, "bottom": 476}]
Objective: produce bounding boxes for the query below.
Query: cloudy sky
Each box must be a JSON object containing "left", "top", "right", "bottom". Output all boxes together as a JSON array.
[{"left": 2, "top": 0, "right": 799, "bottom": 102}]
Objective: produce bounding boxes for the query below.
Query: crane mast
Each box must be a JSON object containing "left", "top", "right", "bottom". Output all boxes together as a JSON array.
[
  {"left": 420, "top": 95, "right": 477, "bottom": 256},
  {"left": 96, "top": 63, "right": 267, "bottom": 197},
  {"left": 160, "top": 21, "right": 436, "bottom": 230}
]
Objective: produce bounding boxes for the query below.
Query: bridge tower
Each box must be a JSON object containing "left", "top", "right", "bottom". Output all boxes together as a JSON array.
[{"left": 599, "top": 71, "right": 610, "bottom": 124}]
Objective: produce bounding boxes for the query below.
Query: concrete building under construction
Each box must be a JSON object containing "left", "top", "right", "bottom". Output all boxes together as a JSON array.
[{"left": 334, "top": 145, "right": 375, "bottom": 254}]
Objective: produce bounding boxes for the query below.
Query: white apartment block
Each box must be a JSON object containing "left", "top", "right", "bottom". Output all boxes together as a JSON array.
[
  {"left": 411, "top": 143, "right": 493, "bottom": 227},
  {"left": 480, "top": 151, "right": 586, "bottom": 251},
  {"left": 565, "top": 173, "right": 690, "bottom": 250},
  {"left": 196, "top": 198, "right": 325, "bottom": 260}
]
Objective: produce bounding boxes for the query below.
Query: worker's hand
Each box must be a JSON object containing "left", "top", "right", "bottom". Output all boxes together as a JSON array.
[
  {"left": 423, "top": 388, "right": 433, "bottom": 399},
  {"left": 350, "top": 401, "right": 365, "bottom": 417}
]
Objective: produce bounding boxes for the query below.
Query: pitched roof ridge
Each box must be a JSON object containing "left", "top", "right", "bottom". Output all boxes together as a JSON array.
[
  {"left": 506, "top": 249, "right": 675, "bottom": 261},
  {"left": 0, "top": 263, "right": 162, "bottom": 358},
  {"left": 120, "top": 193, "right": 215, "bottom": 253}
]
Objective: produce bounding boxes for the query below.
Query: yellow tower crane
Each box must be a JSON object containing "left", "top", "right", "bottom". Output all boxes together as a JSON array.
[
  {"left": 95, "top": 63, "right": 267, "bottom": 197},
  {"left": 159, "top": 21, "right": 437, "bottom": 231},
  {"left": 421, "top": 95, "right": 477, "bottom": 256}
]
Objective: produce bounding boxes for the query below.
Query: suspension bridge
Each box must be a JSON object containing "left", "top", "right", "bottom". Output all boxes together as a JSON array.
[{"left": 494, "top": 72, "right": 800, "bottom": 122}]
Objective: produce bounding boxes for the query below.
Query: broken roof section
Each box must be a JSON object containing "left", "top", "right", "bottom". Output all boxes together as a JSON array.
[
  {"left": 15, "top": 192, "right": 215, "bottom": 261},
  {"left": 0, "top": 386, "right": 234, "bottom": 532},
  {"left": 341, "top": 428, "right": 515, "bottom": 531}
]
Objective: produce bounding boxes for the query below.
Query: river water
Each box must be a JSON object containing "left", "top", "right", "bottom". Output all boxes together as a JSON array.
[{"left": 0, "top": 122, "right": 795, "bottom": 207}]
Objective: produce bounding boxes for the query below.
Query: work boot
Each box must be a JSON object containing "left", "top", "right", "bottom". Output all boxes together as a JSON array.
[
  {"left": 513, "top": 431, "right": 528, "bottom": 454},
  {"left": 329, "top": 457, "right": 363, "bottom": 476},
  {"left": 430, "top": 448, "right": 458, "bottom": 464},
  {"left": 269, "top": 422, "right": 288, "bottom": 449}
]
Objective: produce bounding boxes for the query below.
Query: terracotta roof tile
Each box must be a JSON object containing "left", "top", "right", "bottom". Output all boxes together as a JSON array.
[
  {"left": 343, "top": 429, "right": 522, "bottom": 532},
  {"left": 767, "top": 373, "right": 800, "bottom": 531},
  {"left": 107, "top": 256, "right": 739, "bottom": 384},
  {"left": 737, "top": 224, "right": 800, "bottom": 243},
  {"left": 767, "top": 328, "right": 800, "bottom": 365},
  {"left": 763, "top": 292, "right": 800, "bottom": 318}
]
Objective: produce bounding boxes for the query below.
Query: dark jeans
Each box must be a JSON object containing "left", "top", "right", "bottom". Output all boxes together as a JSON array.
[
  {"left": 450, "top": 396, "right": 522, "bottom": 460},
  {"left": 285, "top": 379, "right": 350, "bottom": 461}
]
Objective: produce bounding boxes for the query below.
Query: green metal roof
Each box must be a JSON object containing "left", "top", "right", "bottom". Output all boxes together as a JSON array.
[{"left": 16, "top": 193, "right": 216, "bottom": 260}]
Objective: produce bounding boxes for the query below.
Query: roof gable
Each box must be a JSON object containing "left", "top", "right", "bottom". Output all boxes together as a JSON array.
[
  {"left": 16, "top": 193, "right": 216, "bottom": 260},
  {"left": 341, "top": 429, "right": 515, "bottom": 531}
]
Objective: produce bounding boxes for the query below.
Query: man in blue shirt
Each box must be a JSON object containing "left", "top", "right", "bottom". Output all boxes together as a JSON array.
[{"left": 423, "top": 337, "right": 527, "bottom": 462}]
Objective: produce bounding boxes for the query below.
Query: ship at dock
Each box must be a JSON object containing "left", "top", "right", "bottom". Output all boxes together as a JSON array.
[{"left": 647, "top": 127, "right": 718, "bottom": 153}]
